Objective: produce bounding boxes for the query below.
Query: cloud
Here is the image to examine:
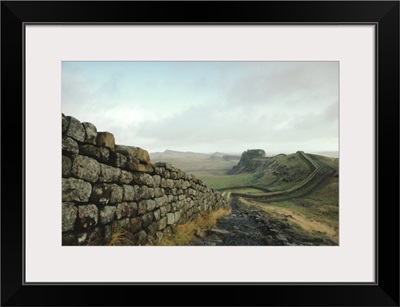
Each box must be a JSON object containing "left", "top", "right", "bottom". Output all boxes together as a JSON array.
[{"left": 62, "top": 62, "right": 339, "bottom": 153}]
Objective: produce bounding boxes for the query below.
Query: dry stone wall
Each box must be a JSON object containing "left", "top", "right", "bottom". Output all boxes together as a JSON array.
[{"left": 62, "top": 114, "right": 229, "bottom": 245}]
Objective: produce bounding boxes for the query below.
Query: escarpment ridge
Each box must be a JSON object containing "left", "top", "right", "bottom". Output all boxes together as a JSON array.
[{"left": 61, "top": 114, "right": 229, "bottom": 245}]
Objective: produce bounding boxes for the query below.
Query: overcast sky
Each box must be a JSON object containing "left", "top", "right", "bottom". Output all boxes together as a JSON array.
[{"left": 62, "top": 61, "right": 338, "bottom": 154}]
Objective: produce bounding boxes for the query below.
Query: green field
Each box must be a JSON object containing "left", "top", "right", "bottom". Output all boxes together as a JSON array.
[{"left": 150, "top": 149, "right": 339, "bottom": 245}]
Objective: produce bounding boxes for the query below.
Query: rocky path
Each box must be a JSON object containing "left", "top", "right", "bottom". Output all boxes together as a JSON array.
[{"left": 191, "top": 195, "right": 302, "bottom": 246}]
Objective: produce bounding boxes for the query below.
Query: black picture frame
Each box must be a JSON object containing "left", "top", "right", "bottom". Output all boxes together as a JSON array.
[{"left": 1, "top": 1, "right": 399, "bottom": 306}]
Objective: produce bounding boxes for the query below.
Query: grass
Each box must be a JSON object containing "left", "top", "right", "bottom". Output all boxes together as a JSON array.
[
  {"left": 237, "top": 175, "right": 339, "bottom": 244},
  {"left": 156, "top": 208, "right": 232, "bottom": 246},
  {"left": 198, "top": 172, "right": 257, "bottom": 189}
]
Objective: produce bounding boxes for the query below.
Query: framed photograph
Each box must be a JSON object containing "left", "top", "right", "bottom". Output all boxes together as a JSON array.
[{"left": 2, "top": 1, "right": 399, "bottom": 306}]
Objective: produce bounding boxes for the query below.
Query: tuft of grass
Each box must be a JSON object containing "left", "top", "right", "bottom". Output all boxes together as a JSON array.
[
  {"left": 157, "top": 208, "right": 231, "bottom": 246},
  {"left": 105, "top": 228, "right": 136, "bottom": 246}
]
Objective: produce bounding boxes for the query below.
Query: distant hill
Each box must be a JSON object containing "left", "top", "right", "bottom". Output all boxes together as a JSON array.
[
  {"left": 149, "top": 150, "right": 241, "bottom": 172},
  {"left": 228, "top": 149, "right": 338, "bottom": 191}
]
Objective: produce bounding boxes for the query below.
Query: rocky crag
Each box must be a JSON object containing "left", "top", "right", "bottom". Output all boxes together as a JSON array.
[{"left": 62, "top": 114, "right": 228, "bottom": 245}]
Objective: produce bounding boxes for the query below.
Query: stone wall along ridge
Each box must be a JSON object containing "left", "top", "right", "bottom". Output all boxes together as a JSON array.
[{"left": 62, "top": 114, "right": 229, "bottom": 245}]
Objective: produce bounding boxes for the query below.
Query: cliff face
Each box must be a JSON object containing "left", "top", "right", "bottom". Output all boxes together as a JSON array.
[
  {"left": 228, "top": 149, "right": 266, "bottom": 174},
  {"left": 62, "top": 114, "right": 229, "bottom": 245}
]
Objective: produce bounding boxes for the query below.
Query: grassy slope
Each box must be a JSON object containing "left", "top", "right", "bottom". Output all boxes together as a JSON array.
[{"left": 151, "top": 150, "right": 339, "bottom": 245}]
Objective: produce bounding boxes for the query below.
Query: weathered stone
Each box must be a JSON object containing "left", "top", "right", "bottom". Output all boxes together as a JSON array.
[
  {"left": 147, "top": 188, "right": 155, "bottom": 199},
  {"left": 133, "top": 185, "right": 141, "bottom": 201},
  {"left": 142, "top": 212, "right": 153, "bottom": 227},
  {"left": 114, "top": 144, "right": 136, "bottom": 156},
  {"left": 153, "top": 209, "right": 161, "bottom": 221},
  {"left": 165, "top": 179, "right": 174, "bottom": 189},
  {"left": 133, "top": 173, "right": 155, "bottom": 187},
  {"left": 154, "top": 188, "right": 164, "bottom": 198},
  {"left": 182, "top": 181, "right": 190, "bottom": 190},
  {"left": 66, "top": 116, "right": 85, "bottom": 142},
  {"left": 62, "top": 136, "right": 79, "bottom": 154},
  {"left": 109, "top": 151, "right": 127, "bottom": 168},
  {"left": 90, "top": 183, "right": 123, "bottom": 204},
  {"left": 79, "top": 144, "right": 109, "bottom": 163},
  {"left": 174, "top": 211, "right": 181, "bottom": 223},
  {"left": 62, "top": 114, "right": 69, "bottom": 134},
  {"left": 130, "top": 217, "right": 143, "bottom": 233},
  {"left": 119, "top": 170, "right": 133, "bottom": 184},
  {"left": 96, "top": 132, "right": 115, "bottom": 150},
  {"left": 155, "top": 195, "right": 168, "bottom": 208},
  {"left": 62, "top": 155, "right": 72, "bottom": 177},
  {"left": 62, "top": 202, "right": 77, "bottom": 232},
  {"left": 133, "top": 230, "right": 147, "bottom": 245},
  {"left": 82, "top": 122, "right": 97, "bottom": 144},
  {"left": 155, "top": 231, "right": 163, "bottom": 243},
  {"left": 115, "top": 145, "right": 150, "bottom": 164},
  {"left": 122, "top": 185, "right": 135, "bottom": 201},
  {"left": 156, "top": 216, "right": 167, "bottom": 230},
  {"left": 78, "top": 204, "right": 98, "bottom": 229},
  {"left": 146, "top": 200, "right": 156, "bottom": 212},
  {"left": 104, "top": 225, "right": 113, "bottom": 241},
  {"left": 112, "top": 218, "right": 130, "bottom": 231},
  {"left": 137, "top": 164, "right": 154, "bottom": 173},
  {"left": 62, "top": 178, "right": 92, "bottom": 202},
  {"left": 147, "top": 222, "right": 157, "bottom": 236},
  {"left": 160, "top": 206, "right": 167, "bottom": 217},
  {"left": 124, "top": 157, "right": 140, "bottom": 172},
  {"left": 138, "top": 185, "right": 152, "bottom": 199},
  {"left": 100, "top": 206, "right": 116, "bottom": 224},
  {"left": 166, "top": 213, "right": 175, "bottom": 225},
  {"left": 98, "top": 163, "right": 121, "bottom": 182},
  {"left": 71, "top": 155, "right": 100, "bottom": 183},
  {"left": 152, "top": 175, "right": 161, "bottom": 187},
  {"left": 138, "top": 200, "right": 147, "bottom": 215},
  {"left": 154, "top": 167, "right": 164, "bottom": 177},
  {"left": 135, "top": 147, "right": 151, "bottom": 164},
  {"left": 116, "top": 202, "right": 136, "bottom": 219}
]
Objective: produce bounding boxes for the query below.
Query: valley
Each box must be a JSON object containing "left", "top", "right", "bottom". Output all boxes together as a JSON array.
[{"left": 150, "top": 149, "right": 339, "bottom": 246}]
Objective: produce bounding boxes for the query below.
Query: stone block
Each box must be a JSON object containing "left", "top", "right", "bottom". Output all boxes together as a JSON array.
[
  {"left": 79, "top": 144, "right": 109, "bottom": 163},
  {"left": 62, "top": 155, "right": 72, "bottom": 177},
  {"left": 166, "top": 213, "right": 175, "bottom": 225},
  {"left": 116, "top": 202, "right": 136, "bottom": 219},
  {"left": 146, "top": 199, "right": 156, "bottom": 212},
  {"left": 130, "top": 217, "right": 143, "bottom": 233},
  {"left": 119, "top": 170, "right": 133, "bottom": 184},
  {"left": 62, "top": 202, "right": 77, "bottom": 232},
  {"left": 156, "top": 217, "right": 167, "bottom": 231},
  {"left": 66, "top": 116, "right": 85, "bottom": 143},
  {"left": 138, "top": 200, "right": 147, "bottom": 215},
  {"left": 82, "top": 122, "right": 97, "bottom": 144},
  {"left": 90, "top": 183, "right": 123, "bottom": 205},
  {"left": 96, "top": 132, "right": 115, "bottom": 150},
  {"left": 98, "top": 163, "right": 121, "bottom": 182},
  {"left": 62, "top": 136, "right": 79, "bottom": 154},
  {"left": 71, "top": 155, "right": 100, "bottom": 183},
  {"left": 123, "top": 185, "right": 135, "bottom": 202},
  {"left": 62, "top": 114, "right": 69, "bottom": 134},
  {"left": 100, "top": 206, "right": 116, "bottom": 224},
  {"left": 109, "top": 151, "right": 127, "bottom": 168},
  {"left": 62, "top": 178, "right": 92, "bottom": 202},
  {"left": 142, "top": 212, "right": 153, "bottom": 227},
  {"left": 77, "top": 204, "right": 99, "bottom": 229},
  {"left": 112, "top": 218, "right": 130, "bottom": 231},
  {"left": 153, "top": 209, "right": 161, "bottom": 221}
]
